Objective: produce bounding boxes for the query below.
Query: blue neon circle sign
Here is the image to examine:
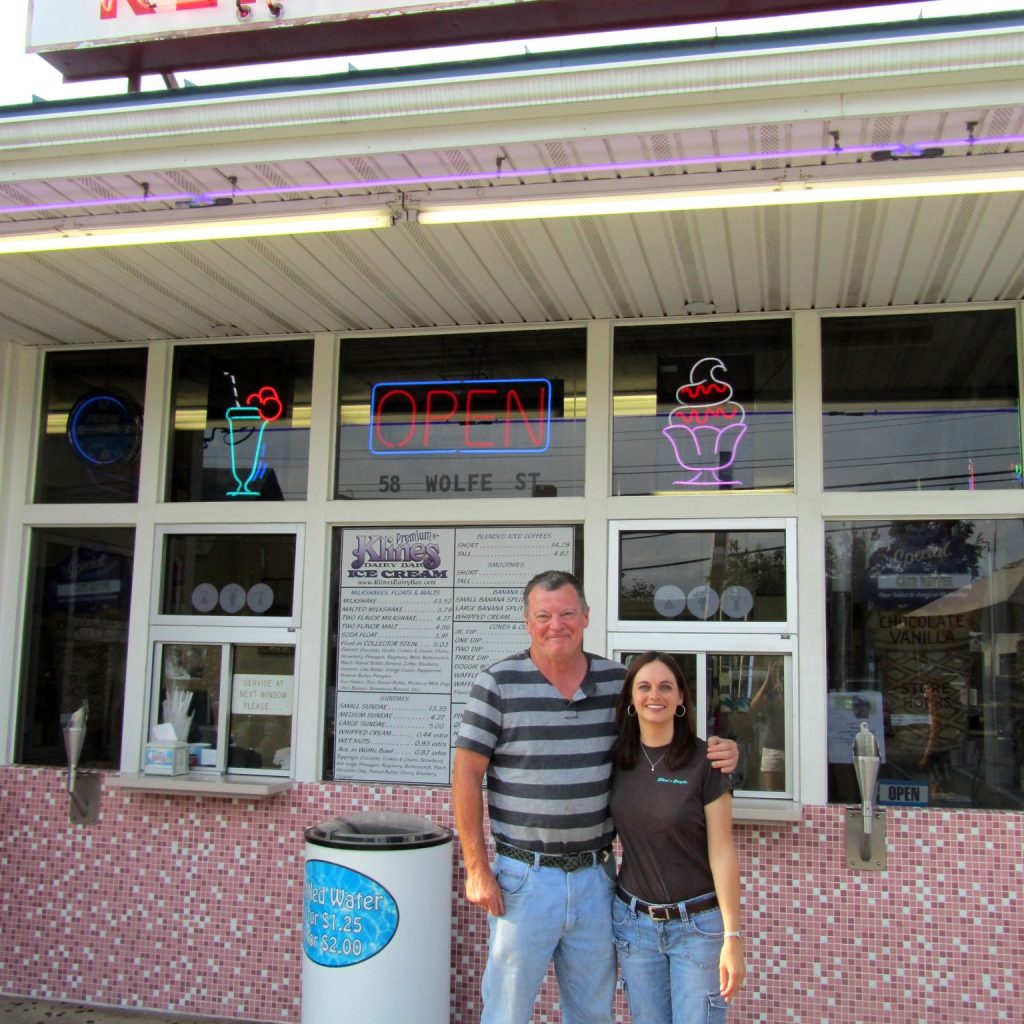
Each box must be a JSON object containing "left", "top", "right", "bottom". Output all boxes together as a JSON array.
[{"left": 66, "top": 393, "right": 141, "bottom": 466}]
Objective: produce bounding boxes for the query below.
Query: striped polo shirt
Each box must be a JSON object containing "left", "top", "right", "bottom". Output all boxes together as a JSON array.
[{"left": 456, "top": 649, "right": 626, "bottom": 855}]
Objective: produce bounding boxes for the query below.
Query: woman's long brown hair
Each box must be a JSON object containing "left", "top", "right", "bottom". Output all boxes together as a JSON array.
[{"left": 612, "top": 651, "right": 696, "bottom": 772}]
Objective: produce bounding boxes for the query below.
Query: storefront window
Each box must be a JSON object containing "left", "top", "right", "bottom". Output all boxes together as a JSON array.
[
  {"left": 826, "top": 519, "right": 1024, "bottom": 810},
  {"left": 15, "top": 527, "right": 134, "bottom": 768},
  {"left": 612, "top": 320, "right": 793, "bottom": 494},
  {"left": 160, "top": 533, "right": 297, "bottom": 618},
  {"left": 35, "top": 348, "right": 147, "bottom": 503},
  {"left": 167, "top": 339, "right": 313, "bottom": 501},
  {"left": 822, "top": 310, "right": 1022, "bottom": 491},
  {"left": 336, "top": 330, "right": 586, "bottom": 500},
  {"left": 616, "top": 526, "right": 790, "bottom": 626}
]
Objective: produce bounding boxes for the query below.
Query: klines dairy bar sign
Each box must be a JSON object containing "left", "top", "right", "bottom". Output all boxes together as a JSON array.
[
  {"left": 26, "top": 0, "right": 913, "bottom": 82},
  {"left": 28, "top": 0, "right": 508, "bottom": 51}
]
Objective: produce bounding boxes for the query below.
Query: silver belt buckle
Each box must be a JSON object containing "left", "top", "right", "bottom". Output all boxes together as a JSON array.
[{"left": 647, "top": 904, "right": 671, "bottom": 922}]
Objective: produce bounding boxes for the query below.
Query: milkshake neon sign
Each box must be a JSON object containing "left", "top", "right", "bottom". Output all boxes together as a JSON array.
[
  {"left": 225, "top": 384, "right": 283, "bottom": 497},
  {"left": 369, "top": 378, "right": 553, "bottom": 455},
  {"left": 662, "top": 357, "right": 747, "bottom": 487}
]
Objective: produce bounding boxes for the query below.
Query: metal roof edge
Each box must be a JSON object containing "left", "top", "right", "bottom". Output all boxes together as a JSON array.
[
  {"left": 3, "top": 8, "right": 1024, "bottom": 121},
  {"left": 2, "top": 20, "right": 1023, "bottom": 179}
]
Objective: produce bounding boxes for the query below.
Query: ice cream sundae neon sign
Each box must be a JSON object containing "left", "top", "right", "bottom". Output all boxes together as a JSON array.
[{"left": 662, "top": 357, "right": 747, "bottom": 487}]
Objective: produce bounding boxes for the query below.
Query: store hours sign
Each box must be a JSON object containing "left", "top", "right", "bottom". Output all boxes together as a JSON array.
[{"left": 333, "top": 525, "right": 574, "bottom": 785}]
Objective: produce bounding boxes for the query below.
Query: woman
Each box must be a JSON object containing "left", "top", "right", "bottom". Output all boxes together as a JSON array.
[{"left": 611, "top": 651, "right": 745, "bottom": 1024}]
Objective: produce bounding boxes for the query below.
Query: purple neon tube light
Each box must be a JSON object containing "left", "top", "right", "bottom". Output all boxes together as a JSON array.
[{"left": 2, "top": 133, "right": 1023, "bottom": 218}]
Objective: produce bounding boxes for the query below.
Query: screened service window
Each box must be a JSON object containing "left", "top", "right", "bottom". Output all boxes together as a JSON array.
[
  {"left": 822, "top": 310, "right": 1022, "bottom": 491},
  {"left": 620, "top": 650, "right": 790, "bottom": 796},
  {"left": 826, "top": 519, "right": 1024, "bottom": 811},
  {"left": 612, "top": 321, "right": 793, "bottom": 495},
  {"left": 336, "top": 329, "right": 586, "bottom": 500},
  {"left": 167, "top": 339, "right": 313, "bottom": 501},
  {"left": 15, "top": 527, "right": 134, "bottom": 768},
  {"left": 35, "top": 348, "right": 147, "bottom": 504},
  {"left": 160, "top": 533, "right": 296, "bottom": 618},
  {"left": 618, "top": 528, "right": 788, "bottom": 625},
  {"left": 154, "top": 642, "right": 293, "bottom": 775}
]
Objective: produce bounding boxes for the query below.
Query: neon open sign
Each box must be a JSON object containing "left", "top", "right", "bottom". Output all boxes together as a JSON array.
[{"left": 369, "top": 378, "right": 554, "bottom": 455}]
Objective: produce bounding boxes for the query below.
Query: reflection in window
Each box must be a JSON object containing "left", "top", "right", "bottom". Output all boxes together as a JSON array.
[
  {"left": 161, "top": 533, "right": 296, "bottom": 617},
  {"left": 336, "top": 330, "right": 586, "bottom": 500},
  {"left": 612, "top": 321, "right": 793, "bottom": 494},
  {"left": 35, "top": 348, "right": 147, "bottom": 504},
  {"left": 16, "top": 527, "right": 134, "bottom": 768},
  {"left": 167, "top": 339, "right": 313, "bottom": 501},
  {"left": 822, "top": 311, "right": 1021, "bottom": 491},
  {"left": 158, "top": 644, "right": 222, "bottom": 765},
  {"left": 618, "top": 529, "right": 787, "bottom": 624},
  {"left": 826, "top": 519, "right": 1024, "bottom": 810},
  {"left": 708, "top": 653, "right": 787, "bottom": 794}
]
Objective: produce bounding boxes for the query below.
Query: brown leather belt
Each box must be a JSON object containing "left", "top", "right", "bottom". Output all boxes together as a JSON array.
[
  {"left": 616, "top": 886, "right": 719, "bottom": 922},
  {"left": 495, "top": 841, "right": 612, "bottom": 872}
]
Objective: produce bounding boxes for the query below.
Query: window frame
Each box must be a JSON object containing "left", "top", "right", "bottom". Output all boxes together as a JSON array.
[
  {"left": 145, "top": 524, "right": 304, "bottom": 777},
  {"left": 147, "top": 627, "right": 298, "bottom": 778},
  {"left": 150, "top": 524, "right": 303, "bottom": 629},
  {"left": 610, "top": 317, "right": 796, "bottom": 496},
  {"left": 821, "top": 514, "right": 1024, "bottom": 811},
  {"left": 608, "top": 518, "right": 799, "bottom": 634},
  {"left": 608, "top": 636, "right": 798, "bottom": 813},
  {"left": 819, "top": 307, "right": 1023, "bottom": 493},
  {"left": 165, "top": 336, "right": 315, "bottom": 504}
]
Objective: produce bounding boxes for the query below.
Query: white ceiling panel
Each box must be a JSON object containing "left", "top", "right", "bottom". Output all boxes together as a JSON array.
[{"left": 3, "top": 90, "right": 1024, "bottom": 345}]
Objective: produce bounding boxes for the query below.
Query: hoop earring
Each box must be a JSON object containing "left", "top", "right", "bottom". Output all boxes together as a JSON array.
[
  {"left": 675, "top": 704, "right": 686, "bottom": 718},
  {"left": 626, "top": 704, "right": 637, "bottom": 718}
]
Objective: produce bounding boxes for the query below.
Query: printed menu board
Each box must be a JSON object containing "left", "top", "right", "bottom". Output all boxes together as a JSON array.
[{"left": 334, "top": 526, "right": 575, "bottom": 784}]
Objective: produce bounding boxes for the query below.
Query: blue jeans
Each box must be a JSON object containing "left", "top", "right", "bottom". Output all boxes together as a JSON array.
[
  {"left": 612, "top": 894, "right": 729, "bottom": 1024},
  {"left": 481, "top": 852, "right": 617, "bottom": 1024}
]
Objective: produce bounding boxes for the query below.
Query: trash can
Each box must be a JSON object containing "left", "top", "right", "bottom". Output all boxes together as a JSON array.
[{"left": 302, "top": 811, "right": 453, "bottom": 1024}]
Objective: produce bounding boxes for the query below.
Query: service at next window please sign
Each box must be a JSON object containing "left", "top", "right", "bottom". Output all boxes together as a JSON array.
[
  {"left": 27, "top": 0, "right": 521, "bottom": 51},
  {"left": 334, "top": 525, "right": 574, "bottom": 785}
]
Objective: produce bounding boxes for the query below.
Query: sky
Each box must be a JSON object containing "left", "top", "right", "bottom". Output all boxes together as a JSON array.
[{"left": 3, "top": 0, "right": 1022, "bottom": 108}]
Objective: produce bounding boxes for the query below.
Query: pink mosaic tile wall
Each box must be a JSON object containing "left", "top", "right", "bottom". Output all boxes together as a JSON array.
[{"left": 1, "top": 766, "right": 1021, "bottom": 1023}]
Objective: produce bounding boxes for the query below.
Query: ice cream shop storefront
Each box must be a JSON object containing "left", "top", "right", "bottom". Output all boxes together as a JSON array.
[{"left": 1, "top": 7, "right": 1023, "bottom": 1023}]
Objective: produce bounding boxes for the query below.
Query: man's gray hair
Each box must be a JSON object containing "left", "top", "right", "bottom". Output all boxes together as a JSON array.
[{"left": 523, "top": 570, "right": 588, "bottom": 612}]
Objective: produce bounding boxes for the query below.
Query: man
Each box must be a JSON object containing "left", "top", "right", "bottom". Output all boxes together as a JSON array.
[{"left": 454, "top": 569, "right": 739, "bottom": 1024}]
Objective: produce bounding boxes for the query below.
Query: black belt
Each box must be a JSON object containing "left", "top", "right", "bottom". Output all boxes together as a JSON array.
[
  {"left": 616, "top": 886, "right": 719, "bottom": 922},
  {"left": 495, "top": 841, "right": 612, "bottom": 873}
]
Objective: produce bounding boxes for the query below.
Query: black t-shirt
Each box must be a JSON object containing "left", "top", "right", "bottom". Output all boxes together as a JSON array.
[{"left": 611, "top": 738, "right": 732, "bottom": 905}]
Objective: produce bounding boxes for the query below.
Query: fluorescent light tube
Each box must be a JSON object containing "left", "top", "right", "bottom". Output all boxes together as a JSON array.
[
  {"left": 416, "top": 172, "right": 1024, "bottom": 224},
  {"left": 0, "top": 207, "right": 393, "bottom": 254}
]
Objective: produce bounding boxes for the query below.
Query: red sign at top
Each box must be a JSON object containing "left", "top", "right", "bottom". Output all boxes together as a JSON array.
[
  {"left": 28, "top": 0, "right": 921, "bottom": 83},
  {"left": 100, "top": 0, "right": 217, "bottom": 19}
]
